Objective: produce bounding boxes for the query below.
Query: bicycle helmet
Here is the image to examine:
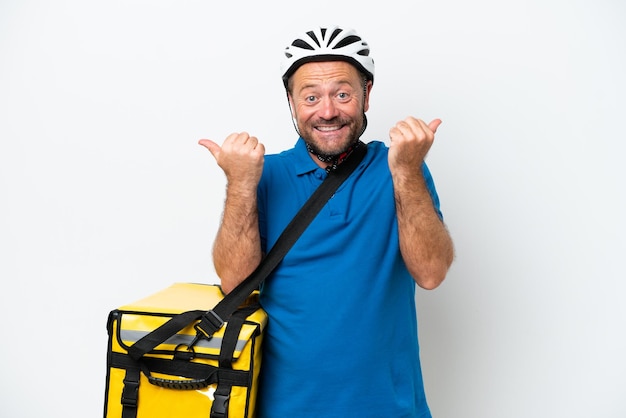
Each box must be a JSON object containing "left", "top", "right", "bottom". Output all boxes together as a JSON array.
[{"left": 280, "top": 26, "right": 375, "bottom": 87}]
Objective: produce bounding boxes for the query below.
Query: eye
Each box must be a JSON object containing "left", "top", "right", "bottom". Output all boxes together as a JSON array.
[
  {"left": 305, "top": 95, "right": 317, "bottom": 103},
  {"left": 337, "top": 91, "right": 353, "bottom": 102}
]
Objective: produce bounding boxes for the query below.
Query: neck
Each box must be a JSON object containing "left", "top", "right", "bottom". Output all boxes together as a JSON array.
[{"left": 307, "top": 141, "right": 362, "bottom": 172}]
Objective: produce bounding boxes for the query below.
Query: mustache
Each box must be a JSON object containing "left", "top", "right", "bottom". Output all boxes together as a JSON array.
[{"left": 313, "top": 118, "right": 349, "bottom": 126}]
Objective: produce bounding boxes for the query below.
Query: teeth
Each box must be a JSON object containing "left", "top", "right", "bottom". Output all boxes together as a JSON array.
[{"left": 317, "top": 126, "right": 340, "bottom": 132}]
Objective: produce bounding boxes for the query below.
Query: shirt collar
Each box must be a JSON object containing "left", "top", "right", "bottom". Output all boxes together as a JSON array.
[{"left": 293, "top": 137, "right": 321, "bottom": 176}]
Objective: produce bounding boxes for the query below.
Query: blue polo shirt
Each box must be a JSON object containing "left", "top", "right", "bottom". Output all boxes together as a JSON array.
[{"left": 256, "top": 138, "right": 441, "bottom": 418}]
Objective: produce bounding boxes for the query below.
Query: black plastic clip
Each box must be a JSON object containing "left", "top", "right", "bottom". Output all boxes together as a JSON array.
[
  {"left": 211, "top": 393, "right": 230, "bottom": 416},
  {"left": 121, "top": 378, "right": 139, "bottom": 407},
  {"left": 203, "top": 310, "right": 225, "bottom": 330},
  {"left": 193, "top": 310, "right": 224, "bottom": 341}
]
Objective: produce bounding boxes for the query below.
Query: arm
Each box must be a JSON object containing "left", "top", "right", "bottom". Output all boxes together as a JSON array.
[
  {"left": 388, "top": 117, "right": 454, "bottom": 289},
  {"left": 198, "top": 132, "right": 265, "bottom": 294}
]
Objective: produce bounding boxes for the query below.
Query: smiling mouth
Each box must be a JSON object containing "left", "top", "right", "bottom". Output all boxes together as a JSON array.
[{"left": 316, "top": 125, "right": 343, "bottom": 132}]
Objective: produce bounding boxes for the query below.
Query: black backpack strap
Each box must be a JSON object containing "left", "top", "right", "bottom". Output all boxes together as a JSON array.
[{"left": 128, "top": 142, "right": 367, "bottom": 358}]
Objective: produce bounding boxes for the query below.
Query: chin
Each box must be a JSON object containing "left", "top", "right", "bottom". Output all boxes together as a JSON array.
[
  {"left": 314, "top": 135, "right": 351, "bottom": 151},
  {"left": 314, "top": 142, "right": 349, "bottom": 157}
]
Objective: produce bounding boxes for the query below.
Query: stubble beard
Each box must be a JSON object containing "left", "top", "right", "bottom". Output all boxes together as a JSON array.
[{"left": 301, "top": 117, "right": 364, "bottom": 162}]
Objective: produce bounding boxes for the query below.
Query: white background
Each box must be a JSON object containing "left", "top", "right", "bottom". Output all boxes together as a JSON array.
[{"left": 1, "top": 1, "right": 625, "bottom": 417}]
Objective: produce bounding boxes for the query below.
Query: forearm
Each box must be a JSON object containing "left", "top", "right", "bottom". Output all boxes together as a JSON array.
[
  {"left": 394, "top": 172, "right": 454, "bottom": 290},
  {"left": 213, "top": 185, "right": 263, "bottom": 294}
]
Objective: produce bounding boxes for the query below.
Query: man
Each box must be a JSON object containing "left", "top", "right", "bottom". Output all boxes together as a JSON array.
[{"left": 199, "top": 26, "right": 454, "bottom": 418}]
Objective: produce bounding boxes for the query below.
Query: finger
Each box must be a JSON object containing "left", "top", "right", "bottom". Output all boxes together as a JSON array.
[
  {"left": 198, "top": 139, "right": 220, "bottom": 159},
  {"left": 224, "top": 132, "right": 262, "bottom": 154},
  {"left": 390, "top": 120, "right": 411, "bottom": 139},
  {"left": 402, "top": 117, "right": 441, "bottom": 135},
  {"left": 245, "top": 134, "right": 259, "bottom": 148},
  {"left": 428, "top": 118, "right": 442, "bottom": 134},
  {"left": 230, "top": 131, "right": 249, "bottom": 144},
  {"left": 388, "top": 125, "right": 402, "bottom": 142},
  {"left": 256, "top": 141, "right": 266, "bottom": 155},
  {"left": 397, "top": 117, "right": 427, "bottom": 137}
]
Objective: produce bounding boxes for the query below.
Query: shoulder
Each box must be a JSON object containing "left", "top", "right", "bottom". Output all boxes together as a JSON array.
[
  {"left": 264, "top": 138, "right": 318, "bottom": 176},
  {"left": 363, "top": 140, "right": 388, "bottom": 157},
  {"left": 360, "top": 140, "right": 389, "bottom": 175}
]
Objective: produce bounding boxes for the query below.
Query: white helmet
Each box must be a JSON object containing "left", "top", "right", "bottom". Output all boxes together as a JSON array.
[{"left": 280, "top": 26, "right": 375, "bottom": 87}]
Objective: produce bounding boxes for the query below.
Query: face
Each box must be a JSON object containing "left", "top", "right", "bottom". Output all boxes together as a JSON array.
[{"left": 288, "top": 61, "right": 372, "bottom": 163}]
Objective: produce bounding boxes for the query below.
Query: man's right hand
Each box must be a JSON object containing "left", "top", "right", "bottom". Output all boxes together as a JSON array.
[{"left": 198, "top": 132, "right": 265, "bottom": 189}]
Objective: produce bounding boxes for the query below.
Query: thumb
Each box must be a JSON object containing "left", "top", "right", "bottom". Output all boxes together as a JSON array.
[
  {"left": 198, "top": 139, "right": 220, "bottom": 159},
  {"left": 428, "top": 119, "right": 442, "bottom": 134}
]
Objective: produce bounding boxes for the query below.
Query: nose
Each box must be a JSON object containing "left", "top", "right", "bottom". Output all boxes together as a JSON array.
[{"left": 317, "top": 97, "right": 340, "bottom": 120}]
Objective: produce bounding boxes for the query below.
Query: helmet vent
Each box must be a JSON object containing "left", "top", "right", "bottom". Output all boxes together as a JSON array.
[
  {"left": 305, "top": 30, "right": 321, "bottom": 47},
  {"left": 357, "top": 46, "right": 370, "bottom": 57},
  {"left": 327, "top": 28, "right": 342, "bottom": 44},
  {"left": 335, "top": 35, "right": 362, "bottom": 50},
  {"left": 291, "top": 39, "right": 314, "bottom": 50}
]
